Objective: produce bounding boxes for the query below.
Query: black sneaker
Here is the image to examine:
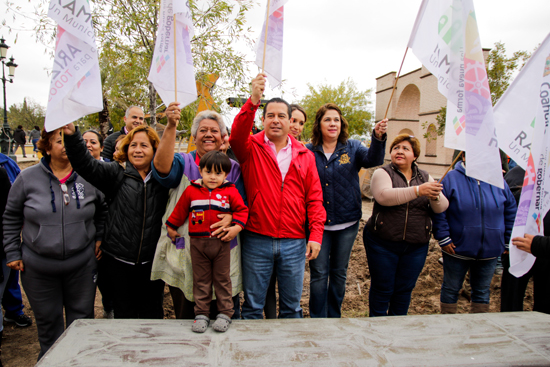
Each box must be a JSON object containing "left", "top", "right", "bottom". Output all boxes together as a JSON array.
[{"left": 3, "top": 314, "right": 32, "bottom": 327}]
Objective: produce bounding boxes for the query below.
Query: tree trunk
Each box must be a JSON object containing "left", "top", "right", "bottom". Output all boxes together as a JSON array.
[
  {"left": 149, "top": 81, "right": 157, "bottom": 127},
  {"left": 98, "top": 96, "right": 111, "bottom": 138}
]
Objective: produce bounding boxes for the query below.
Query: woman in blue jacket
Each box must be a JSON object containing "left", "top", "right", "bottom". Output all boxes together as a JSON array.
[
  {"left": 306, "top": 103, "right": 387, "bottom": 318},
  {"left": 433, "top": 151, "right": 516, "bottom": 314}
]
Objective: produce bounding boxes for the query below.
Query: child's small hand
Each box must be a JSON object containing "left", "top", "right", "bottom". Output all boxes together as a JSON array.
[
  {"left": 220, "top": 225, "right": 242, "bottom": 242},
  {"left": 167, "top": 226, "right": 180, "bottom": 243}
]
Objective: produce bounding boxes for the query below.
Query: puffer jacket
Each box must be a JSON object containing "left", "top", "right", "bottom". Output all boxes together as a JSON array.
[
  {"left": 3, "top": 158, "right": 107, "bottom": 263},
  {"left": 307, "top": 137, "right": 385, "bottom": 225},
  {"left": 433, "top": 161, "right": 517, "bottom": 259},
  {"left": 64, "top": 129, "right": 169, "bottom": 264}
]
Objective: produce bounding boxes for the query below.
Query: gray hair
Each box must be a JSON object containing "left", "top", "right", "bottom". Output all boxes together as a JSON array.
[
  {"left": 191, "top": 110, "right": 227, "bottom": 138},
  {"left": 125, "top": 105, "right": 144, "bottom": 118}
]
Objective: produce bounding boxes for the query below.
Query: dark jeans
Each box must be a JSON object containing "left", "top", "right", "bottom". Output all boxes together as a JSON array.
[
  {"left": 363, "top": 229, "right": 428, "bottom": 317},
  {"left": 241, "top": 231, "right": 306, "bottom": 319},
  {"left": 103, "top": 254, "right": 165, "bottom": 319},
  {"left": 309, "top": 221, "right": 360, "bottom": 318},
  {"left": 501, "top": 253, "right": 550, "bottom": 313},
  {"left": 2, "top": 269, "right": 25, "bottom": 317},
  {"left": 441, "top": 252, "right": 497, "bottom": 304}
]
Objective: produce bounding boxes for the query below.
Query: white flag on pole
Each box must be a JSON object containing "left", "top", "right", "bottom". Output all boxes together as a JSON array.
[
  {"left": 45, "top": 1, "right": 103, "bottom": 132},
  {"left": 255, "top": 0, "right": 290, "bottom": 89},
  {"left": 408, "top": 0, "right": 503, "bottom": 188},
  {"left": 148, "top": 0, "right": 197, "bottom": 108},
  {"left": 501, "top": 33, "right": 550, "bottom": 277},
  {"left": 494, "top": 33, "right": 550, "bottom": 170}
]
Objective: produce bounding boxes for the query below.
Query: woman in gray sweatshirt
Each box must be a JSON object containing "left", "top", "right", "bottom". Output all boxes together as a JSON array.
[{"left": 3, "top": 128, "right": 107, "bottom": 360}]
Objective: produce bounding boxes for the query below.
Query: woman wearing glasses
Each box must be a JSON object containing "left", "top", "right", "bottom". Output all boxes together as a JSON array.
[
  {"left": 3, "top": 128, "right": 107, "bottom": 360},
  {"left": 62, "top": 123, "right": 169, "bottom": 320},
  {"left": 363, "top": 134, "right": 448, "bottom": 316}
]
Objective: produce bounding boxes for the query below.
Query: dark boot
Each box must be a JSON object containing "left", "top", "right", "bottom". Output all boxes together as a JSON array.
[
  {"left": 440, "top": 302, "right": 458, "bottom": 314},
  {"left": 470, "top": 302, "right": 490, "bottom": 313}
]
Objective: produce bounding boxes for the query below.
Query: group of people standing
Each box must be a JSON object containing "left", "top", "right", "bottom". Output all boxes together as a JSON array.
[{"left": 1, "top": 73, "right": 546, "bottom": 361}]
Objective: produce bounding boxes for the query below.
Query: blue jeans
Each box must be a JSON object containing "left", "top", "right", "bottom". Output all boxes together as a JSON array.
[
  {"left": 309, "top": 221, "right": 360, "bottom": 318},
  {"left": 363, "top": 229, "right": 428, "bottom": 317},
  {"left": 0, "top": 258, "right": 10, "bottom": 333},
  {"left": 241, "top": 230, "right": 306, "bottom": 319},
  {"left": 441, "top": 252, "right": 497, "bottom": 304}
]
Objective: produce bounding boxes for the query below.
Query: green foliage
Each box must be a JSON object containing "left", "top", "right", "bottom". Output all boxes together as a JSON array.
[
  {"left": 298, "top": 79, "right": 373, "bottom": 141},
  {"left": 6, "top": 98, "right": 45, "bottom": 130},
  {"left": 422, "top": 106, "right": 446, "bottom": 140},
  {"left": 486, "top": 41, "right": 531, "bottom": 106},
  {"left": 4, "top": 0, "right": 255, "bottom": 128}
]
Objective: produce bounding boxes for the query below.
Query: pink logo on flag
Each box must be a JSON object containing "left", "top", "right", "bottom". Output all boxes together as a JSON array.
[
  {"left": 516, "top": 153, "right": 536, "bottom": 226},
  {"left": 156, "top": 54, "right": 170, "bottom": 73},
  {"left": 453, "top": 115, "right": 465, "bottom": 135},
  {"left": 77, "top": 71, "right": 92, "bottom": 88}
]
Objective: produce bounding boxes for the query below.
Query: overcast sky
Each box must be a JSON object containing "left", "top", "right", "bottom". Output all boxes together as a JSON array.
[{"left": 1, "top": 0, "right": 549, "bottom": 116}]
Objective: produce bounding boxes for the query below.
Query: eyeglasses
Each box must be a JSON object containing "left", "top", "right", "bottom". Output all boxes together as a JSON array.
[{"left": 60, "top": 184, "right": 70, "bottom": 206}]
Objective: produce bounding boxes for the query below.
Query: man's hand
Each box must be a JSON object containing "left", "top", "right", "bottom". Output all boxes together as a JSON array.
[
  {"left": 220, "top": 225, "right": 242, "bottom": 242},
  {"left": 166, "top": 102, "right": 181, "bottom": 128},
  {"left": 306, "top": 241, "right": 321, "bottom": 260},
  {"left": 95, "top": 240, "right": 102, "bottom": 260},
  {"left": 7, "top": 260, "right": 24, "bottom": 271},
  {"left": 62, "top": 123, "right": 76, "bottom": 136},
  {"left": 441, "top": 243, "right": 456, "bottom": 255},
  {"left": 374, "top": 118, "right": 388, "bottom": 139},
  {"left": 212, "top": 214, "right": 233, "bottom": 237},
  {"left": 167, "top": 226, "right": 180, "bottom": 243},
  {"left": 251, "top": 73, "right": 267, "bottom": 105},
  {"left": 512, "top": 233, "right": 535, "bottom": 254}
]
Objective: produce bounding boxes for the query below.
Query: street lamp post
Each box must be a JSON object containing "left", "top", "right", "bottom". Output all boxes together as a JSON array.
[{"left": 0, "top": 37, "right": 18, "bottom": 161}]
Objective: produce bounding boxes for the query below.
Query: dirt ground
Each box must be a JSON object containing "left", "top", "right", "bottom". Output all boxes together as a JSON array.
[{"left": 3, "top": 162, "right": 534, "bottom": 366}]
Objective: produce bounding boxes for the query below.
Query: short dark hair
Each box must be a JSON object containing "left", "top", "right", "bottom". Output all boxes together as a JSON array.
[
  {"left": 199, "top": 150, "right": 231, "bottom": 174},
  {"left": 83, "top": 130, "right": 104, "bottom": 148},
  {"left": 34, "top": 126, "right": 40, "bottom": 130},
  {"left": 390, "top": 134, "right": 421, "bottom": 158},
  {"left": 262, "top": 98, "right": 292, "bottom": 119},
  {"left": 17, "top": 125, "right": 23, "bottom": 129},
  {"left": 311, "top": 103, "right": 349, "bottom": 146}
]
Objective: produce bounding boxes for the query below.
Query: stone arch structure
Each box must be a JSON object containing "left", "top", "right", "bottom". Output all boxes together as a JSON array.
[
  {"left": 395, "top": 84, "right": 420, "bottom": 120},
  {"left": 398, "top": 128, "right": 415, "bottom": 136},
  {"left": 425, "top": 124, "right": 437, "bottom": 156}
]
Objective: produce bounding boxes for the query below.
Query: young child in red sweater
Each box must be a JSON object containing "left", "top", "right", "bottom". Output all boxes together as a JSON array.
[{"left": 166, "top": 151, "right": 248, "bottom": 333}]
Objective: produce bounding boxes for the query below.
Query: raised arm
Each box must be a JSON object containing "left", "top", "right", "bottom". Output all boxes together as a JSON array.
[
  {"left": 229, "top": 74, "right": 265, "bottom": 164},
  {"left": 154, "top": 102, "right": 181, "bottom": 177},
  {"left": 62, "top": 124, "right": 121, "bottom": 195}
]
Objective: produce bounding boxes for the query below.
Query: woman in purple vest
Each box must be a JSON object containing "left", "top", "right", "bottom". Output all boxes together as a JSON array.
[{"left": 363, "top": 134, "right": 448, "bottom": 316}]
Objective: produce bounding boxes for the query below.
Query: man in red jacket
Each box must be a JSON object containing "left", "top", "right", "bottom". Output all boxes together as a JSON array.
[{"left": 230, "top": 73, "right": 326, "bottom": 319}]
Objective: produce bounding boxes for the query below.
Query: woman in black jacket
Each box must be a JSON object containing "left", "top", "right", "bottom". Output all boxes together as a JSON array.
[{"left": 63, "top": 124, "right": 169, "bottom": 319}]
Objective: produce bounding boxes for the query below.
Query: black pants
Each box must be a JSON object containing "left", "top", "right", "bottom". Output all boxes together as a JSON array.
[
  {"left": 21, "top": 246, "right": 96, "bottom": 360},
  {"left": 97, "top": 256, "right": 114, "bottom": 312},
  {"left": 501, "top": 253, "right": 550, "bottom": 314},
  {"left": 103, "top": 254, "right": 165, "bottom": 319}
]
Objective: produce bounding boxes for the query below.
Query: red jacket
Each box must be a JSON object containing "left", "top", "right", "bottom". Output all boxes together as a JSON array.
[
  {"left": 166, "top": 180, "right": 248, "bottom": 237},
  {"left": 229, "top": 98, "right": 326, "bottom": 244}
]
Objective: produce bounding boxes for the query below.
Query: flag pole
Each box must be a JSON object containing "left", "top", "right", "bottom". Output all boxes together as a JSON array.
[
  {"left": 439, "top": 152, "right": 462, "bottom": 182},
  {"left": 261, "top": 0, "right": 271, "bottom": 73},
  {"left": 173, "top": 14, "right": 178, "bottom": 102},
  {"left": 384, "top": 47, "right": 409, "bottom": 119}
]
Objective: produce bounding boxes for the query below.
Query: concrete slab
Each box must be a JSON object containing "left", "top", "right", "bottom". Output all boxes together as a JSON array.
[{"left": 37, "top": 312, "right": 550, "bottom": 366}]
